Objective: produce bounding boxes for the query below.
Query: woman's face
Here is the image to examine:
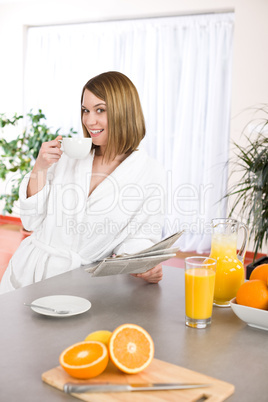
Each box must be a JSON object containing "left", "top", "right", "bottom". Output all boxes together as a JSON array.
[{"left": 82, "top": 89, "right": 108, "bottom": 151}]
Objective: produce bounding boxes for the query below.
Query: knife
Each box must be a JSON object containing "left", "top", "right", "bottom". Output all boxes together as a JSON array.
[{"left": 64, "top": 382, "right": 211, "bottom": 394}]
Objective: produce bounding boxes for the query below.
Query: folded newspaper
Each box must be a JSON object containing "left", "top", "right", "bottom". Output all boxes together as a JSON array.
[{"left": 85, "top": 230, "right": 184, "bottom": 277}]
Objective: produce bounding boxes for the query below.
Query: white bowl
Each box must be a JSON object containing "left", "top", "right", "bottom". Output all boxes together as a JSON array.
[{"left": 230, "top": 297, "right": 268, "bottom": 331}]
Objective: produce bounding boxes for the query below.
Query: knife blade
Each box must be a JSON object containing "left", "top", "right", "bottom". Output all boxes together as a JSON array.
[{"left": 64, "top": 382, "right": 211, "bottom": 394}]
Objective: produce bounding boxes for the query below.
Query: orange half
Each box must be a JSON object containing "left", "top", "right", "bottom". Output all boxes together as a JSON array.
[
  {"left": 59, "top": 341, "right": 109, "bottom": 379},
  {"left": 108, "top": 323, "right": 154, "bottom": 374}
]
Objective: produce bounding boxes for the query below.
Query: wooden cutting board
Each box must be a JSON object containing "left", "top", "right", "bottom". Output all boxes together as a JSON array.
[{"left": 42, "top": 358, "right": 234, "bottom": 401}]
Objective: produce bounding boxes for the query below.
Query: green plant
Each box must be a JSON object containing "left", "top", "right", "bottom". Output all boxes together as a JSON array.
[
  {"left": 0, "top": 110, "right": 75, "bottom": 214},
  {"left": 226, "top": 105, "right": 268, "bottom": 259}
]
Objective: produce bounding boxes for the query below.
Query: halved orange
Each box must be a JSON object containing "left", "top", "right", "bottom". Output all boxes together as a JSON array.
[
  {"left": 108, "top": 323, "right": 154, "bottom": 374},
  {"left": 59, "top": 341, "right": 109, "bottom": 379}
]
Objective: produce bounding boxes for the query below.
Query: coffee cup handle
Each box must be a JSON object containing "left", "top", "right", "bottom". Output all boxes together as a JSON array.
[{"left": 58, "top": 139, "right": 64, "bottom": 151}]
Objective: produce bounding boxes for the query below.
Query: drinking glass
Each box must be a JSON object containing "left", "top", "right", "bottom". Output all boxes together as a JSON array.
[{"left": 185, "top": 256, "right": 217, "bottom": 329}]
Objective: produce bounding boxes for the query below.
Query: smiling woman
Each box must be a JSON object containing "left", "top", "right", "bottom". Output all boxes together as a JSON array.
[
  {"left": 81, "top": 71, "right": 146, "bottom": 162},
  {"left": 80, "top": 72, "right": 147, "bottom": 197},
  {"left": 0, "top": 71, "right": 166, "bottom": 294}
]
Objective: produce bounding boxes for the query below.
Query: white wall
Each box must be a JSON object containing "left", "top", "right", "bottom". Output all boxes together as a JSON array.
[{"left": 0, "top": 0, "right": 267, "bottom": 251}]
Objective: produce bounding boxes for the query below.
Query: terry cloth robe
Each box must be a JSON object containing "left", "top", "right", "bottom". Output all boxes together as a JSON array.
[{"left": 0, "top": 148, "right": 166, "bottom": 293}]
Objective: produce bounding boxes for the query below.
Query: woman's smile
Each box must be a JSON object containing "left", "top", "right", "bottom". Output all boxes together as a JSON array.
[{"left": 89, "top": 129, "right": 104, "bottom": 137}]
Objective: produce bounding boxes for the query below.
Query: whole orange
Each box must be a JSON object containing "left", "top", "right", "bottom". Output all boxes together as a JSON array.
[
  {"left": 249, "top": 264, "right": 268, "bottom": 285},
  {"left": 236, "top": 280, "right": 268, "bottom": 310}
]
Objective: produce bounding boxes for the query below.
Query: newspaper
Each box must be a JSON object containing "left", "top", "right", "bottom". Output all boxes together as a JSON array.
[{"left": 84, "top": 230, "right": 184, "bottom": 277}]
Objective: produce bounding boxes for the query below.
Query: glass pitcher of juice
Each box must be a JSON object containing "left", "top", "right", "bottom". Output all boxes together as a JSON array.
[{"left": 209, "top": 218, "right": 249, "bottom": 307}]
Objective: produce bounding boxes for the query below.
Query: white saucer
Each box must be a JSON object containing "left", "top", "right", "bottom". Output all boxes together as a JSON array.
[{"left": 30, "top": 295, "right": 91, "bottom": 317}]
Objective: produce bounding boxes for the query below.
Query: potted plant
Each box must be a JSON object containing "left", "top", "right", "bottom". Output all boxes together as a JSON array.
[
  {"left": 225, "top": 105, "right": 268, "bottom": 277},
  {"left": 0, "top": 110, "right": 75, "bottom": 233}
]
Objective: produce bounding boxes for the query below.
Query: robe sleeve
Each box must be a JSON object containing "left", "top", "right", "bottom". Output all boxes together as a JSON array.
[{"left": 19, "top": 169, "right": 53, "bottom": 231}]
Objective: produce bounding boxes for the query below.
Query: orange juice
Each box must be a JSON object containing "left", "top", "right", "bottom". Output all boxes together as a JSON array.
[
  {"left": 185, "top": 268, "right": 216, "bottom": 319},
  {"left": 210, "top": 233, "right": 244, "bottom": 306}
]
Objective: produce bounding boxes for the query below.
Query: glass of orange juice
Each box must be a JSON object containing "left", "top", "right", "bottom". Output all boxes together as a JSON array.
[{"left": 185, "top": 256, "right": 217, "bottom": 329}]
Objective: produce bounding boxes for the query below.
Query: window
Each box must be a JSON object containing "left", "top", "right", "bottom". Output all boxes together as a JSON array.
[{"left": 25, "top": 12, "right": 234, "bottom": 251}]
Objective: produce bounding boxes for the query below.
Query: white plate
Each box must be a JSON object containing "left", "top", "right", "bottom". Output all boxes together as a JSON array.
[
  {"left": 230, "top": 297, "right": 268, "bottom": 331},
  {"left": 30, "top": 295, "right": 91, "bottom": 317}
]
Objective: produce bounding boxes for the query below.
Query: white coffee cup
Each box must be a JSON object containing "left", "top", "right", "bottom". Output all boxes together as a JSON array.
[{"left": 61, "top": 137, "right": 92, "bottom": 159}]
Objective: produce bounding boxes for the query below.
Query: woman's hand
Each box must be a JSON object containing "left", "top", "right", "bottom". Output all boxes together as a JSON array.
[
  {"left": 34, "top": 135, "right": 63, "bottom": 172},
  {"left": 131, "top": 264, "right": 163, "bottom": 284},
  {"left": 27, "top": 136, "right": 63, "bottom": 198}
]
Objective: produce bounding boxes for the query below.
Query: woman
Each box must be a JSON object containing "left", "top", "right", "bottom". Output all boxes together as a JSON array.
[{"left": 0, "top": 71, "right": 166, "bottom": 293}]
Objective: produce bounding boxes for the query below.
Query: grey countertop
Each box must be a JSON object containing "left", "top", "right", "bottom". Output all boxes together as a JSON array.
[{"left": 0, "top": 265, "right": 267, "bottom": 401}]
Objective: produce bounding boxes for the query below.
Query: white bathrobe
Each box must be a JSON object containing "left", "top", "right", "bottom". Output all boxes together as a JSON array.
[{"left": 0, "top": 149, "right": 166, "bottom": 293}]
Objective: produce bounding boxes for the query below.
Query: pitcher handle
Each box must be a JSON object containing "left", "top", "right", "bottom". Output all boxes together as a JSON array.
[{"left": 237, "top": 222, "right": 249, "bottom": 263}]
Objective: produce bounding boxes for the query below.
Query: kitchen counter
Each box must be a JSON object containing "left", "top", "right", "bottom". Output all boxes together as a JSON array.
[{"left": 0, "top": 265, "right": 267, "bottom": 401}]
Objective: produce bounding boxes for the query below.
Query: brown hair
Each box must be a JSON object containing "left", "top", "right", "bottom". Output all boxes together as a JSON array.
[{"left": 81, "top": 71, "right": 145, "bottom": 161}]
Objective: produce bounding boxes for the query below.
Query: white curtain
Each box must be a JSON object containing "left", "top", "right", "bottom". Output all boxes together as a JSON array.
[{"left": 24, "top": 13, "right": 234, "bottom": 252}]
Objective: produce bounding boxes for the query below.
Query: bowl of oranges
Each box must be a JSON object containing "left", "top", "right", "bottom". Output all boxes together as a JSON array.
[{"left": 230, "top": 263, "right": 268, "bottom": 331}]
